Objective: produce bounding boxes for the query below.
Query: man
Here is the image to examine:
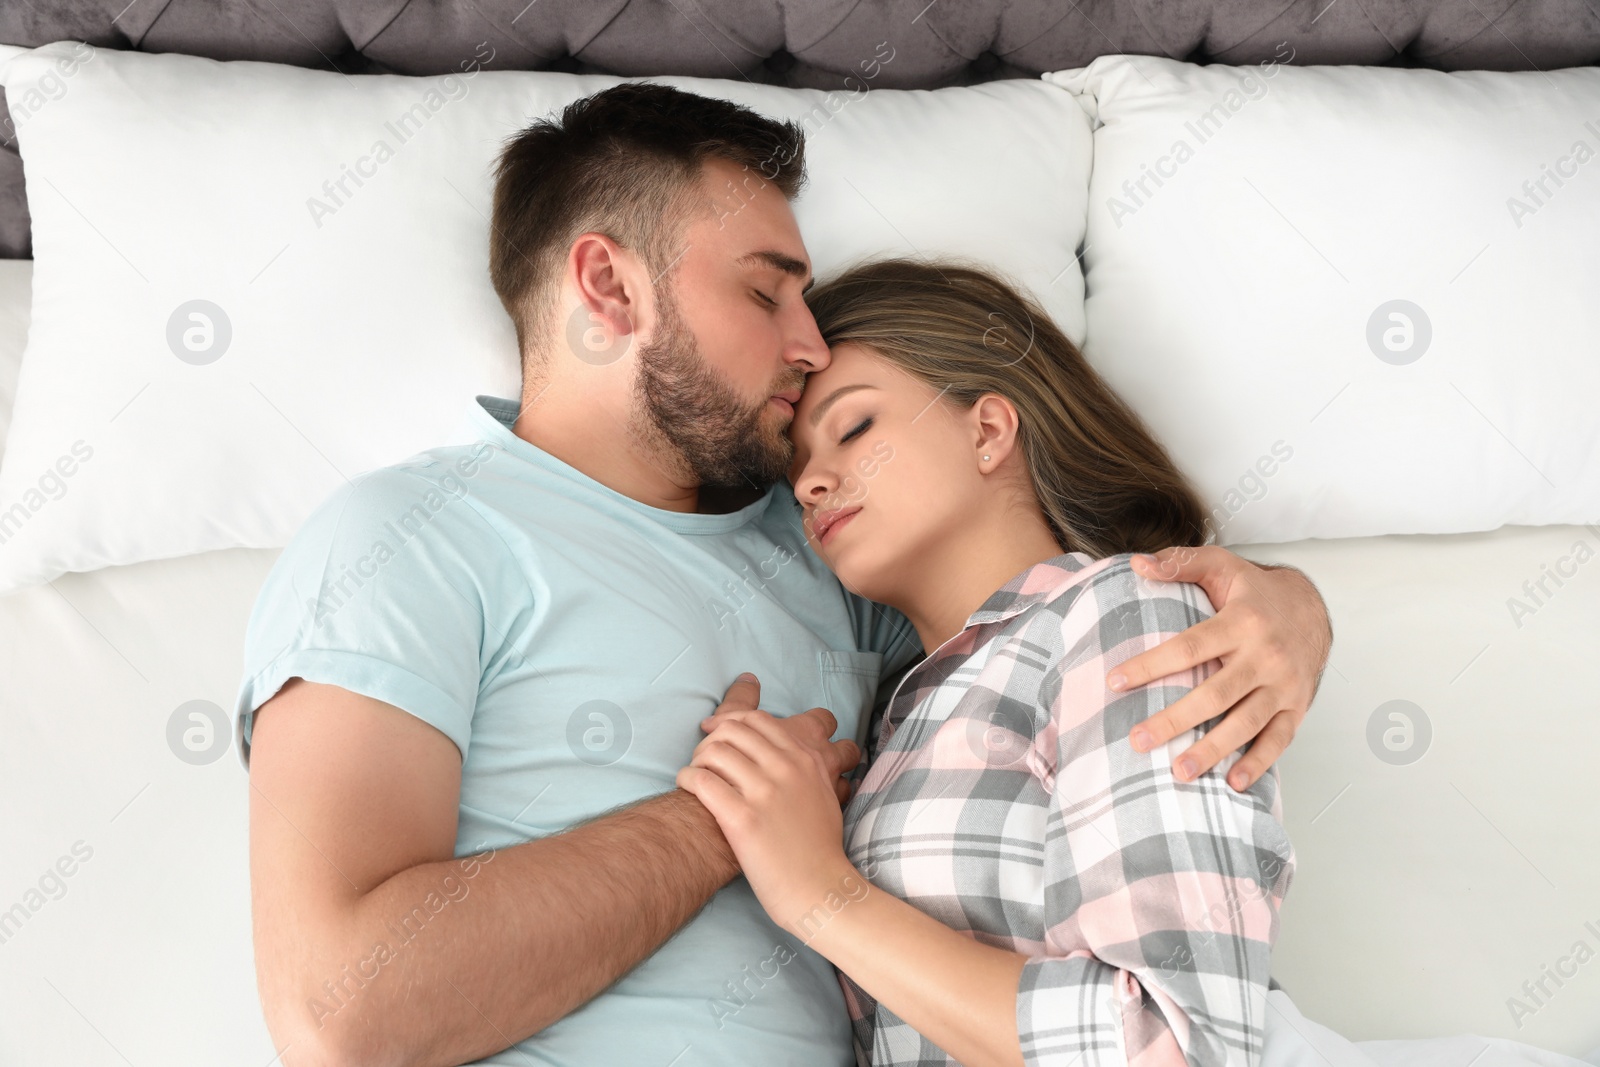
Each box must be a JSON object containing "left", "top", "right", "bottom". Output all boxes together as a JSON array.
[{"left": 238, "top": 83, "right": 1331, "bottom": 1067}]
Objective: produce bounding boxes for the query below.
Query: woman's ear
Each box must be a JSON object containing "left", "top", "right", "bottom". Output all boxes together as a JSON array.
[{"left": 971, "top": 392, "right": 1022, "bottom": 469}]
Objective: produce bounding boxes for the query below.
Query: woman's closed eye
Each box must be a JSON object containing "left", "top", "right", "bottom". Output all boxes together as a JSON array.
[{"left": 840, "top": 416, "right": 873, "bottom": 444}]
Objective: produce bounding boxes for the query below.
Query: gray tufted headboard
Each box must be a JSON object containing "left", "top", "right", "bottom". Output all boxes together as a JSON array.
[{"left": 1, "top": 0, "right": 1597, "bottom": 258}]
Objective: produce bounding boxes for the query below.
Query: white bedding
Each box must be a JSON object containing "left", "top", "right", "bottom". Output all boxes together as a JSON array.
[
  {"left": 0, "top": 43, "right": 1094, "bottom": 595},
  {"left": 1, "top": 261, "right": 1596, "bottom": 1063}
]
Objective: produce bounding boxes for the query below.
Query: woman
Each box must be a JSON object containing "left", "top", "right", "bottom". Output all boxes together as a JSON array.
[
  {"left": 676, "top": 258, "right": 1596, "bottom": 1067},
  {"left": 678, "top": 257, "right": 1289, "bottom": 1067}
]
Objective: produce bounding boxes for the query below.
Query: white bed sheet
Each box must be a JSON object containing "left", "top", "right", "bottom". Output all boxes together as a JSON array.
[{"left": 1, "top": 263, "right": 1596, "bottom": 1065}]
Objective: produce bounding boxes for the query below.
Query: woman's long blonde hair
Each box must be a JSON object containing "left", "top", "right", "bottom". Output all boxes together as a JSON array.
[{"left": 804, "top": 257, "right": 1208, "bottom": 557}]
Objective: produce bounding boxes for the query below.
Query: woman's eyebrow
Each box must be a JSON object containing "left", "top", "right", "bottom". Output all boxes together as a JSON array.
[{"left": 808, "top": 383, "right": 877, "bottom": 427}]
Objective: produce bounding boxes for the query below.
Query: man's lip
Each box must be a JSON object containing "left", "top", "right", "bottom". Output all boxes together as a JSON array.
[
  {"left": 769, "top": 396, "right": 794, "bottom": 416},
  {"left": 773, "top": 387, "right": 803, "bottom": 404},
  {"left": 814, "top": 505, "right": 862, "bottom": 545}
]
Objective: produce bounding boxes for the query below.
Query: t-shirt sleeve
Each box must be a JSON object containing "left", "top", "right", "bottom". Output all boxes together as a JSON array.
[
  {"left": 1015, "top": 557, "right": 1295, "bottom": 1067},
  {"left": 234, "top": 450, "right": 504, "bottom": 768}
]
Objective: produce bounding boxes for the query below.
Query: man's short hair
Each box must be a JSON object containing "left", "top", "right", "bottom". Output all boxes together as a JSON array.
[{"left": 489, "top": 83, "right": 807, "bottom": 371}]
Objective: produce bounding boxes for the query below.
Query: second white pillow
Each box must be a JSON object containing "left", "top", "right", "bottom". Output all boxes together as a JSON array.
[{"left": 1047, "top": 54, "right": 1600, "bottom": 545}]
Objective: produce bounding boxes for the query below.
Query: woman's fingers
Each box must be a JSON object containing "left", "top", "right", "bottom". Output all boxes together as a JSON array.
[
  {"left": 700, "top": 717, "right": 843, "bottom": 802},
  {"left": 690, "top": 722, "right": 769, "bottom": 791},
  {"left": 701, "top": 707, "right": 859, "bottom": 781},
  {"left": 703, "top": 705, "right": 836, "bottom": 745},
  {"left": 701, "top": 708, "right": 797, "bottom": 750},
  {"left": 676, "top": 765, "right": 745, "bottom": 823},
  {"left": 1168, "top": 685, "right": 1281, "bottom": 783},
  {"left": 694, "top": 718, "right": 775, "bottom": 760},
  {"left": 699, "top": 678, "right": 857, "bottom": 794}
]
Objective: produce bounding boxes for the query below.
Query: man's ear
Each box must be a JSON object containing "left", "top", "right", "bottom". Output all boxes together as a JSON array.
[
  {"left": 562, "top": 232, "right": 647, "bottom": 367},
  {"left": 568, "top": 231, "right": 642, "bottom": 342}
]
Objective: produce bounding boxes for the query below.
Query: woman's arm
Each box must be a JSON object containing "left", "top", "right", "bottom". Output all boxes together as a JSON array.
[
  {"left": 676, "top": 710, "right": 1029, "bottom": 1067},
  {"left": 679, "top": 559, "right": 1294, "bottom": 1067},
  {"left": 778, "top": 857, "right": 1030, "bottom": 1067}
]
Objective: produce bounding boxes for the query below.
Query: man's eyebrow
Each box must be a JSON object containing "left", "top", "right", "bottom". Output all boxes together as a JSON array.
[
  {"left": 808, "top": 383, "right": 877, "bottom": 428},
  {"left": 739, "top": 250, "right": 814, "bottom": 293}
]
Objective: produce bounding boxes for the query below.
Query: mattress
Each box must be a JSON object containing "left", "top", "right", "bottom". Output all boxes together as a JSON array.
[{"left": 0, "top": 259, "right": 1596, "bottom": 1064}]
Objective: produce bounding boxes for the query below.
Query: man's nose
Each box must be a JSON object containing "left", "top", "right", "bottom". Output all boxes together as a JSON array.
[{"left": 783, "top": 308, "right": 830, "bottom": 372}]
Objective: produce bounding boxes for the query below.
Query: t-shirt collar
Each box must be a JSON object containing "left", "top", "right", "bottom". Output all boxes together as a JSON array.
[{"left": 469, "top": 394, "right": 777, "bottom": 534}]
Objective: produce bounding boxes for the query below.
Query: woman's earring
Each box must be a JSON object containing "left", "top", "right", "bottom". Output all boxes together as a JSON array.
[{"left": 981, "top": 454, "right": 990, "bottom": 462}]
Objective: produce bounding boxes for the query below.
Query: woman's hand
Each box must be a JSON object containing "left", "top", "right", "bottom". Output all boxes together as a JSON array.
[{"left": 676, "top": 682, "right": 860, "bottom": 933}]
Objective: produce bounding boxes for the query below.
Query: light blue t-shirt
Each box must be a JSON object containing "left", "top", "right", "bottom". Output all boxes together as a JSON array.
[{"left": 235, "top": 394, "right": 922, "bottom": 1067}]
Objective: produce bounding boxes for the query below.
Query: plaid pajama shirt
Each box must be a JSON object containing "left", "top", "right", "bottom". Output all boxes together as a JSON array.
[{"left": 839, "top": 552, "right": 1296, "bottom": 1067}]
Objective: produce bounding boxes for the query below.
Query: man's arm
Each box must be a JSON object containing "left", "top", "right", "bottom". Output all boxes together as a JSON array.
[
  {"left": 1105, "top": 546, "right": 1333, "bottom": 792},
  {"left": 249, "top": 676, "right": 854, "bottom": 1067}
]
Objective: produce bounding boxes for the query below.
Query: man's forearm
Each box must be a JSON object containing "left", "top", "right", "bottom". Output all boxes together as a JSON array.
[{"left": 272, "top": 788, "right": 737, "bottom": 1067}]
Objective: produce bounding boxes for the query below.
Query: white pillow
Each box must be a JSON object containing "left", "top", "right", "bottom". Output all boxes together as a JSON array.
[
  {"left": 0, "top": 259, "right": 31, "bottom": 467},
  {"left": 0, "top": 42, "right": 1091, "bottom": 594},
  {"left": 1046, "top": 56, "right": 1600, "bottom": 544}
]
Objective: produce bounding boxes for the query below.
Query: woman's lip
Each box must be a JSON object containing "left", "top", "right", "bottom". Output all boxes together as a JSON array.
[
  {"left": 819, "top": 507, "right": 861, "bottom": 546},
  {"left": 769, "top": 396, "right": 794, "bottom": 416}
]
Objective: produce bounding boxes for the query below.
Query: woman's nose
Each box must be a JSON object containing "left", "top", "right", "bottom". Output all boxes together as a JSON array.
[{"left": 796, "top": 469, "right": 835, "bottom": 508}]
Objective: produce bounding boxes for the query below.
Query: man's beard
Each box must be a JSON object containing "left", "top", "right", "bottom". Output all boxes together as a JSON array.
[{"left": 630, "top": 281, "right": 798, "bottom": 492}]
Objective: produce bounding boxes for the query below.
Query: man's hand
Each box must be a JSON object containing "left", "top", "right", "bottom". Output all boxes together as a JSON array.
[
  {"left": 1108, "top": 546, "right": 1332, "bottom": 793},
  {"left": 701, "top": 674, "right": 862, "bottom": 805}
]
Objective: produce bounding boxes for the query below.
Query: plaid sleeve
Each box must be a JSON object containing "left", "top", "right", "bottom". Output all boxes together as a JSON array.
[{"left": 1017, "top": 559, "right": 1295, "bottom": 1067}]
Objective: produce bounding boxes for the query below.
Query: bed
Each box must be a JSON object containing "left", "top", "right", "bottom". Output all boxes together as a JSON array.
[{"left": 0, "top": 3, "right": 1598, "bottom": 1064}]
